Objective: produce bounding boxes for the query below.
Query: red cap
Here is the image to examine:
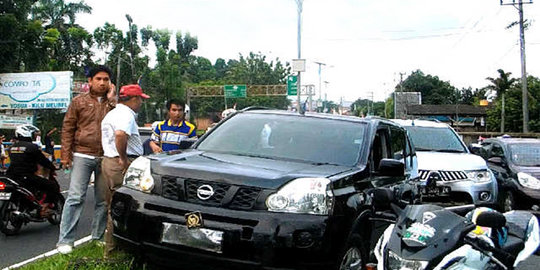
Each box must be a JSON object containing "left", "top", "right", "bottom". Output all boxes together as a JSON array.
[{"left": 119, "top": 84, "right": 150, "bottom": 99}]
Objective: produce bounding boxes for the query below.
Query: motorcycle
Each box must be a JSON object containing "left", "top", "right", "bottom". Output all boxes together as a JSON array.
[
  {"left": 373, "top": 201, "right": 540, "bottom": 270},
  {"left": 0, "top": 168, "right": 65, "bottom": 236}
]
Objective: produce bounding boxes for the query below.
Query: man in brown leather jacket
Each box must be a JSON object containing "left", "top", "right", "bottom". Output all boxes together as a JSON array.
[{"left": 56, "top": 65, "right": 116, "bottom": 254}]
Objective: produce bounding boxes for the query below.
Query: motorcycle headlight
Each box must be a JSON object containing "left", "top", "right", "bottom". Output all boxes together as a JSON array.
[
  {"left": 387, "top": 250, "right": 428, "bottom": 270},
  {"left": 123, "top": 157, "right": 155, "bottom": 193},
  {"left": 466, "top": 170, "right": 492, "bottom": 183},
  {"left": 266, "top": 178, "right": 333, "bottom": 215},
  {"left": 517, "top": 172, "right": 540, "bottom": 189}
]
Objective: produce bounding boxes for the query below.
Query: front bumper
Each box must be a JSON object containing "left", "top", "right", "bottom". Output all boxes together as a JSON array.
[
  {"left": 111, "top": 187, "right": 339, "bottom": 270},
  {"left": 422, "top": 178, "right": 498, "bottom": 206}
]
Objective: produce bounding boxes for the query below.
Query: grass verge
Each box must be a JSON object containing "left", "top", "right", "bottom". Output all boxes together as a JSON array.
[{"left": 17, "top": 241, "right": 141, "bottom": 270}]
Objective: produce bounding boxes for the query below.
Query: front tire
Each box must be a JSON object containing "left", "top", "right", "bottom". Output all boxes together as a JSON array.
[
  {"left": 47, "top": 194, "right": 65, "bottom": 225},
  {"left": 337, "top": 233, "right": 368, "bottom": 270},
  {"left": 0, "top": 199, "right": 23, "bottom": 236}
]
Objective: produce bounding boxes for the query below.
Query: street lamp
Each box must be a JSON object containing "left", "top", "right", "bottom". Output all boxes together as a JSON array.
[
  {"left": 125, "top": 14, "right": 135, "bottom": 81},
  {"left": 295, "top": 0, "right": 303, "bottom": 113}
]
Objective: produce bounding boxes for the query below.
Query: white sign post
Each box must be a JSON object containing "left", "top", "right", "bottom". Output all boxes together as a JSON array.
[{"left": 0, "top": 71, "right": 72, "bottom": 109}]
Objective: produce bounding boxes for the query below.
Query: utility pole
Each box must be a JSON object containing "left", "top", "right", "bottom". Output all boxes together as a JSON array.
[
  {"left": 500, "top": 0, "right": 532, "bottom": 133},
  {"left": 399, "top": 72, "right": 406, "bottom": 92},
  {"left": 295, "top": 0, "right": 303, "bottom": 113},
  {"left": 314, "top": 61, "right": 326, "bottom": 101},
  {"left": 126, "top": 14, "right": 135, "bottom": 81},
  {"left": 116, "top": 54, "right": 121, "bottom": 98}
]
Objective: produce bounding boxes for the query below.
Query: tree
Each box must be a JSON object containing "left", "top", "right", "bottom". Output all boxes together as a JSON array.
[
  {"left": 486, "top": 69, "right": 517, "bottom": 133},
  {"left": 400, "top": 70, "right": 458, "bottom": 105},
  {"left": 31, "top": 0, "right": 91, "bottom": 30}
]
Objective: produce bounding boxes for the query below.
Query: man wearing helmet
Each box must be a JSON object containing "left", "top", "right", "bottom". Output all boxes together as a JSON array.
[{"left": 6, "top": 125, "right": 59, "bottom": 214}]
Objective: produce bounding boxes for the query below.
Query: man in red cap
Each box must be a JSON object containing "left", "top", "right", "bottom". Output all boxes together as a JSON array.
[{"left": 100, "top": 84, "right": 149, "bottom": 257}]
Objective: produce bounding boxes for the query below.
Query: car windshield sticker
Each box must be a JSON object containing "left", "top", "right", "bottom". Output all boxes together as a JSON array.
[{"left": 403, "top": 223, "right": 436, "bottom": 245}]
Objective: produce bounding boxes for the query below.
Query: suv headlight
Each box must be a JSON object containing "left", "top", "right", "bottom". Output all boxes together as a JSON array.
[
  {"left": 266, "top": 178, "right": 333, "bottom": 215},
  {"left": 466, "top": 170, "right": 492, "bottom": 183},
  {"left": 123, "top": 157, "right": 155, "bottom": 193},
  {"left": 518, "top": 172, "right": 540, "bottom": 189},
  {"left": 387, "top": 250, "right": 428, "bottom": 270}
]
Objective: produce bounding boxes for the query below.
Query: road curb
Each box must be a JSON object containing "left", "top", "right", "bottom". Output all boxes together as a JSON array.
[{"left": 1, "top": 235, "right": 92, "bottom": 270}]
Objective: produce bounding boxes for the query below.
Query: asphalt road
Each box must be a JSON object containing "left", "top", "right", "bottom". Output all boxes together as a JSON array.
[
  {"left": 1, "top": 170, "right": 540, "bottom": 269},
  {"left": 0, "top": 170, "right": 96, "bottom": 269}
]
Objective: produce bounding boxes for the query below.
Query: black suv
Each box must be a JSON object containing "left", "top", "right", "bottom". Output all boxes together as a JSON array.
[
  {"left": 110, "top": 109, "right": 419, "bottom": 269},
  {"left": 477, "top": 137, "right": 540, "bottom": 211}
]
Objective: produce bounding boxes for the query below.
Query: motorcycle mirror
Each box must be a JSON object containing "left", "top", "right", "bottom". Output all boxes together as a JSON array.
[
  {"left": 372, "top": 188, "right": 394, "bottom": 209},
  {"left": 475, "top": 211, "right": 506, "bottom": 228}
]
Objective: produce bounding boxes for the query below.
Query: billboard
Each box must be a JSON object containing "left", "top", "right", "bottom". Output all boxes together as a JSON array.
[
  {"left": 0, "top": 71, "right": 72, "bottom": 109},
  {"left": 0, "top": 114, "right": 34, "bottom": 129}
]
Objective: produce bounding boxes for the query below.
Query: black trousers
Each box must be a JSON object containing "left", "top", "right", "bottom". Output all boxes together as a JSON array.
[{"left": 19, "top": 174, "right": 60, "bottom": 203}]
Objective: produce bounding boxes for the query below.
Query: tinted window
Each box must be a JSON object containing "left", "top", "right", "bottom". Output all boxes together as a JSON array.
[
  {"left": 197, "top": 113, "right": 367, "bottom": 166},
  {"left": 404, "top": 126, "right": 467, "bottom": 153},
  {"left": 390, "top": 127, "right": 406, "bottom": 160},
  {"left": 508, "top": 143, "right": 540, "bottom": 167}
]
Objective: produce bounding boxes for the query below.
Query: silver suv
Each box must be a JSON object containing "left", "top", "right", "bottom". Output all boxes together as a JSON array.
[{"left": 392, "top": 119, "right": 497, "bottom": 206}]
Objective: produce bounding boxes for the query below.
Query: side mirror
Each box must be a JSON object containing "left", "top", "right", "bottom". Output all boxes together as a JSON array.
[
  {"left": 179, "top": 138, "right": 197, "bottom": 149},
  {"left": 475, "top": 211, "right": 506, "bottom": 228},
  {"left": 378, "top": 159, "right": 405, "bottom": 177},
  {"left": 468, "top": 144, "right": 481, "bottom": 154},
  {"left": 487, "top": 156, "right": 505, "bottom": 166}
]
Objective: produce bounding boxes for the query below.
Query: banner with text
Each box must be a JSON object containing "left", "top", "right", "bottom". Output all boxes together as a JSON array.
[
  {"left": 0, "top": 114, "right": 34, "bottom": 129},
  {"left": 0, "top": 71, "right": 72, "bottom": 109}
]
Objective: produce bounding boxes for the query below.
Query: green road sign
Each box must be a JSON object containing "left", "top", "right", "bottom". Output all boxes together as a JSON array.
[
  {"left": 224, "top": 85, "right": 247, "bottom": 98},
  {"left": 287, "top": 75, "right": 297, "bottom": 95}
]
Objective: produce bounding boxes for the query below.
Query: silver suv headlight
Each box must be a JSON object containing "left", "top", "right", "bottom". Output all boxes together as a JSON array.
[
  {"left": 123, "top": 157, "right": 155, "bottom": 193},
  {"left": 518, "top": 172, "right": 540, "bottom": 189},
  {"left": 465, "top": 170, "right": 492, "bottom": 183},
  {"left": 266, "top": 178, "right": 333, "bottom": 215}
]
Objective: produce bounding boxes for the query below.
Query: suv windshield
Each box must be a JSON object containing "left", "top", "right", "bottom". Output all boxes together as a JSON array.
[
  {"left": 509, "top": 143, "right": 540, "bottom": 167},
  {"left": 404, "top": 126, "right": 466, "bottom": 153},
  {"left": 197, "top": 113, "right": 366, "bottom": 166}
]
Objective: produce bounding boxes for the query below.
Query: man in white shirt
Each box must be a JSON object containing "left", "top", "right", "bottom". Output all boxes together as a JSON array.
[{"left": 100, "top": 84, "right": 149, "bottom": 257}]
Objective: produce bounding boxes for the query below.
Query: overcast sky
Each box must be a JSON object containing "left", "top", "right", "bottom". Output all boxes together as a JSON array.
[{"left": 78, "top": 0, "right": 540, "bottom": 102}]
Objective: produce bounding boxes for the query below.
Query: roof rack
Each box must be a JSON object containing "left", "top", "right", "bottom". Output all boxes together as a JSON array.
[{"left": 241, "top": 106, "right": 272, "bottom": 112}]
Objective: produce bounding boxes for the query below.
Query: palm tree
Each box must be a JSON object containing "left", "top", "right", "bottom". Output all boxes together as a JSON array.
[
  {"left": 31, "top": 0, "right": 92, "bottom": 30},
  {"left": 486, "top": 69, "right": 517, "bottom": 133}
]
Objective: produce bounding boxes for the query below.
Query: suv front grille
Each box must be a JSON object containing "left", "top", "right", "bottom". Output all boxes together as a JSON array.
[
  {"left": 160, "top": 176, "right": 262, "bottom": 210},
  {"left": 419, "top": 170, "right": 468, "bottom": 181}
]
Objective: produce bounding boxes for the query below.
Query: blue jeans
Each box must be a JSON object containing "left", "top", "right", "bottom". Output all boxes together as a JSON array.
[{"left": 57, "top": 155, "right": 107, "bottom": 246}]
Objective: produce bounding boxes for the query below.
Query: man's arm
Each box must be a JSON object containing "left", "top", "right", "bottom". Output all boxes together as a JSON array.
[
  {"left": 60, "top": 101, "right": 78, "bottom": 169},
  {"left": 150, "top": 123, "right": 163, "bottom": 153},
  {"left": 114, "top": 130, "right": 130, "bottom": 170}
]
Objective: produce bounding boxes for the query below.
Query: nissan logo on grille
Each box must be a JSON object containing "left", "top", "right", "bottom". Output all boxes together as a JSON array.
[{"left": 197, "top": 184, "right": 214, "bottom": 200}]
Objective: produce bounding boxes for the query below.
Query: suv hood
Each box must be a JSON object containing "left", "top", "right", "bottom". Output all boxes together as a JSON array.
[
  {"left": 416, "top": 151, "right": 487, "bottom": 171},
  {"left": 151, "top": 150, "right": 357, "bottom": 189}
]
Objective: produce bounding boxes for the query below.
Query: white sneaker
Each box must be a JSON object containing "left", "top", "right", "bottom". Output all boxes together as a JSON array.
[{"left": 57, "top": 244, "right": 73, "bottom": 254}]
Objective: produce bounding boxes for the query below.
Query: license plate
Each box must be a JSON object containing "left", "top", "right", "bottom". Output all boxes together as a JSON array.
[
  {"left": 161, "top": 222, "right": 223, "bottom": 253},
  {"left": 0, "top": 192, "right": 11, "bottom": 200},
  {"left": 421, "top": 186, "right": 450, "bottom": 197}
]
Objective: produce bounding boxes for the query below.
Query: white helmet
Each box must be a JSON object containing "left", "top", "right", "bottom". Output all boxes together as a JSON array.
[
  {"left": 15, "top": 124, "right": 40, "bottom": 139},
  {"left": 221, "top": 108, "right": 237, "bottom": 119}
]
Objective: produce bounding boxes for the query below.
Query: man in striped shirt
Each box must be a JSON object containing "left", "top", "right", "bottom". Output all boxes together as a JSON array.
[{"left": 150, "top": 99, "right": 196, "bottom": 153}]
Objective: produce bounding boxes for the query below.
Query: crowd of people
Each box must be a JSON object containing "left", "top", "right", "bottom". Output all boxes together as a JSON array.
[{"left": 2, "top": 64, "right": 223, "bottom": 258}]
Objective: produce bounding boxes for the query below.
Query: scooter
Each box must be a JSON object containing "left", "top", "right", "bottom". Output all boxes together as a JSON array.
[
  {"left": 373, "top": 201, "right": 540, "bottom": 270},
  {"left": 0, "top": 169, "right": 65, "bottom": 236}
]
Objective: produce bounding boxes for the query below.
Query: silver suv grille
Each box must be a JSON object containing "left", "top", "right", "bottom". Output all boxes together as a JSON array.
[{"left": 418, "top": 170, "right": 468, "bottom": 181}]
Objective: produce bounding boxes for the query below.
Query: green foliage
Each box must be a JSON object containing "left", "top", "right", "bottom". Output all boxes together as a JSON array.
[{"left": 401, "top": 70, "right": 458, "bottom": 105}]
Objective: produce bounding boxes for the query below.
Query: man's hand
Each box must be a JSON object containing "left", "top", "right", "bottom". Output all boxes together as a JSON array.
[
  {"left": 61, "top": 159, "right": 72, "bottom": 170},
  {"left": 149, "top": 141, "right": 163, "bottom": 153},
  {"left": 107, "top": 84, "right": 116, "bottom": 100},
  {"left": 119, "top": 156, "right": 130, "bottom": 172}
]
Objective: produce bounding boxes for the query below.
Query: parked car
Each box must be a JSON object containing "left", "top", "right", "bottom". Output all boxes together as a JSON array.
[
  {"left": 111, "top": 109, "right": 419, "bottom": 270},
  {"left": 391, "top": 119, "right": 497, "bottom": 206},
  {"left": 477, "top": 137, "right": 540, "bottom": 211}
]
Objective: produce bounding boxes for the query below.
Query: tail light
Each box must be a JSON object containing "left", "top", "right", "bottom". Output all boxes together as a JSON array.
[{"left": 0, "top": 182, "right": 5, "bottom": 190}]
